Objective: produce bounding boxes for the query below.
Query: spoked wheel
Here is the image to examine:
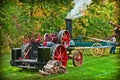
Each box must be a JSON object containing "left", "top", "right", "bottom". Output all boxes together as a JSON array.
[
  {"left": 57, "top": 30, "right": 70, "bottom": 48},
  {"left": 73, "top": 50, "right": 83, "bottom": 67},
  {"left": 90, "top": 43, "right": 103, "bottom": 57},
  {"left": 52, "top": 44, "right": 68, "bottom": 67}
]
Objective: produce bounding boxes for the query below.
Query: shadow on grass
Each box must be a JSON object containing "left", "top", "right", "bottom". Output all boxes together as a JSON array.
[{"left": 18, "top": 68, "right": 39, "bottom": 73}]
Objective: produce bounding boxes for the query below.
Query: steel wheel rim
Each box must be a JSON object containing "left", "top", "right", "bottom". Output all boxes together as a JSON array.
[
  {"left": 91, "top": 43, "right": 103, "bottom": 57},
  {"left": 58, "top": 30, "right": 70, "bottom": 48},
  {"left": 73, "top": 51, "right": 83, "bottom": 66},
  {"left": 52, "top": 44, "right": 68, "bottom": 67}
]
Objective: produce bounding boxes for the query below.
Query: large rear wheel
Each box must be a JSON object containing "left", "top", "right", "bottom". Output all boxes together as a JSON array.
[{"left": 51, "top": 44, "right": 68, "bottom": 67}]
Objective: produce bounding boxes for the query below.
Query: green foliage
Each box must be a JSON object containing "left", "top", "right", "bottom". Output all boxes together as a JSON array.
[
  {"left": 0, "top": 0, "right": 37, "bottom": 53},
  {"left": 0, "top": 0, "right": 119, "bottom": 53},
  {"left": 72, "top": 0, "right": 118, "bottom": 38}
]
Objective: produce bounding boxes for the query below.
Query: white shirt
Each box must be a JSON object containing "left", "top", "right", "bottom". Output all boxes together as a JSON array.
[{"left": 111, "top": 37, "right": 116, "bottom": 42}]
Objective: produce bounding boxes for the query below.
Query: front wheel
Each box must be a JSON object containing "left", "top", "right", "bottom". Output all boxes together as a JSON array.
[{"left": 73, "top": 50, "right": 83, "bottom": 67}]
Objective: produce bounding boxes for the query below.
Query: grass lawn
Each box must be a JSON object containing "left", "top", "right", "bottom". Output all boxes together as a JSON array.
[{"left": 0, "top": 50, "right": 120, "bottom": 80}]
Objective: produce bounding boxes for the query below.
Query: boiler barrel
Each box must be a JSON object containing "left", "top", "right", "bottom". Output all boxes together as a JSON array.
[{"left": 38, "top": 47, "right": 51, "bottom": 63}]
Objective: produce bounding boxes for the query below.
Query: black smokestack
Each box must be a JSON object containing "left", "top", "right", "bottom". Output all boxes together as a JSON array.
[{"left": 65, "top": 18, "right": 72, "bottom": 38}]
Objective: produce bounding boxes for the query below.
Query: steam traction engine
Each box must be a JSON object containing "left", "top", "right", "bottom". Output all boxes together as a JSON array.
[{"left": 10, "top": 29, "right": 83, "bottom": 69}]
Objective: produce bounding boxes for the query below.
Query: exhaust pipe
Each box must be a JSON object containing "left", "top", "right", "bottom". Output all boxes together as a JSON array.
[{"left": 65, "top": 18, "right": 72, "bottom": 38}]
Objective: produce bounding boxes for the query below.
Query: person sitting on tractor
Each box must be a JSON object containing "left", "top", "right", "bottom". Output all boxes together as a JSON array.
[{"left": 21, "top": 33, "right": 41, "bottom": 59}]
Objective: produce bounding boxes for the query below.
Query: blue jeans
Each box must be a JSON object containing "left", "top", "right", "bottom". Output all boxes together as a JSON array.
[{"left": 110, "top": 43, "right": 116, "bottom": 54}]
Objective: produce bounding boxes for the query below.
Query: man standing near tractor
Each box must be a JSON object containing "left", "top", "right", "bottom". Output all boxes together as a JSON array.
[
  {"left": 109, "top": 37, "right": 116, "bottom": 54},
  {"left": 109, "top": 21, "right": 120, "bottom": 53}
]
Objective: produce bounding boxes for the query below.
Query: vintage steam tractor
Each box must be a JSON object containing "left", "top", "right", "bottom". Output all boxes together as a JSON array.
[
  {"left": 10, "top": 30, "right": 72, "bottom": 69},
  {"left": 10, "top": 18, "right": 114, "bottom": 70},
  {"left": 10, "top": 18, "right": 84, "bottom": 70}
]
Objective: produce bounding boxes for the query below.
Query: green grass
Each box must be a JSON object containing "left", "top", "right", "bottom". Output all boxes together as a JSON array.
[{"left": 0, "top": 50, "right": 120, "bottom": 80}]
